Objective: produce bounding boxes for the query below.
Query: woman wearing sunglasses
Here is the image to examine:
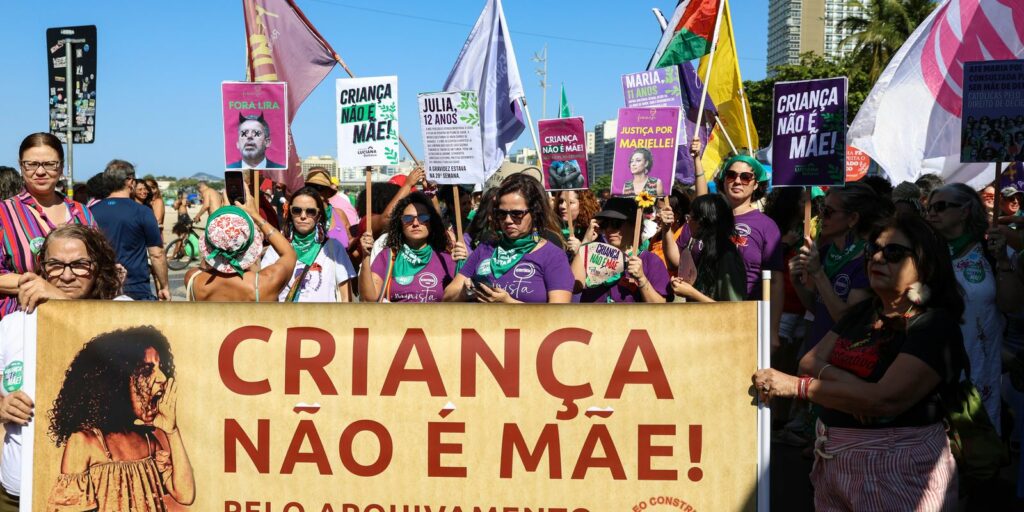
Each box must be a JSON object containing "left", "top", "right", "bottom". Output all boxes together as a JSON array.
[
  {"left": 790, "top": 184, "right": 891, "bottom": 357},
  {"left": 927, "top": 183, "right": 1020, "bottom": 433},
  {"left": 571, "top": 197, "right": 670, "bottom": 303},
  {"left": 261, "top": 186, "right": 355, "bottom": 302},
  {"left": 359, "top": 192, "right": 458, "bottom": 303},
  {"left": 445, "top": 174, "right": 572, "bottom": 303},
  {"left": 754, "top": 214, "right": 966, "bottom": 510},
  {"left": 669, "top": 194, "right": 746, "bottom": 302}
]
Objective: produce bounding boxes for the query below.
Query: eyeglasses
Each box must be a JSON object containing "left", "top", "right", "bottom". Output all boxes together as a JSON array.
[
  {"left": 926, "top": 201, "right": 962, "bottom": 214},
  {"left": 20, "top": 160, "right": 61, "bottom": 172},
  {"left": 401, "top": 213, "right": 431, "bottom": 225},
  {"left": 41, "top": 259, "right": 95, "bottom": 277},
  {"left": 496, "top": 209, "right": 530, "bottom": 223},
  {"left": 290, "top": 207, "right": 319, "bottom": 218},
  {"left": 724, "top": 170, "right": 756, "bottom": 185},
  {"left": 819, "top": 205, "right": 847, "bottom": 219},
  {"left": 598, "top": 218, "right": 625, "bottom": 230},
  {"left": 240, "top": 129, "right": 265, "bottom": 138},
  {"left": 865, "top": 242, "right": 915, "bottom": 264}
]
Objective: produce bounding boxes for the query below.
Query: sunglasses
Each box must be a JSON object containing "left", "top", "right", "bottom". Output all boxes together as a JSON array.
[
  {"left": 290, "top": 207, "right": 319, "bottom": 218},
  {"left": 981, "top": 193, "right": 995, "bottom": 201},
  {"left": 724, "top": 170, "right": 756, "bottom": 185},
  {"left": 865, "top": 241, "right": 915, "bottom": 264},
  {"left": 598, "top": 218, "right": 625, "bottom": 230},
  {"left": 401, "top": 213, "right": 431, "bottom": 225},
  {"left": 496, "top": 209, "right": 530, "bottom": 223},
  {"left": 926, "top": 201, "right": 962, "bottom": 214},
  {"left": 819, "top": 205, "right": 847, "bottom": 220}
]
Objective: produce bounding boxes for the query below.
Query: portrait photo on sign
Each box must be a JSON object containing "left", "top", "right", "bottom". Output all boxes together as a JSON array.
[
  {"left": 547, "top": 160, "right": 585, "bottom": 189},
  {"left": 611, "top": 107, "right": 679, "bottom": 197},
  {"left": 42, "top": 326, "right": 194, "bottom": 510},
  {"left": 221, "top": 81, "right": 288, "bottom": 170}
]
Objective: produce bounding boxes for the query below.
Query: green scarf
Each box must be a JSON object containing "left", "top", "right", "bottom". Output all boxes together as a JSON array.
[
  {"left": 291, "top": 230, "right": 322, "bottom": 267},
  {"left": 394, "top": 244, "right": 433, "bottom": 285},
  {"left": 823, "top": 237, "right": 866, "bottom": 278},
  {"left": 947, "top": 232, "right": 975, "bottom": 257},
  {"left": 204, "top": 206, "right": 255, "bottom": 276},
  {"left": 489, "top": 235, "right": 538, "bottom": 279}
]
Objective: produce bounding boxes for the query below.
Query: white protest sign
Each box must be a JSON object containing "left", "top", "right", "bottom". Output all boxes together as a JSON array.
[
  {"left": 583, "top": 242, "right": 625, "bottom": 288},
  {"left": 418, "top": 91, "right": 484, "bottom": 185},
  {"left": 337, "top": 76, "right": 399, "bottom": 167}
]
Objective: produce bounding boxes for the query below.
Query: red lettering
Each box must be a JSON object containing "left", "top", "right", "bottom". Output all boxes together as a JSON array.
[
  {"left": 219, "top": 326, "right": 272, "bottom": 395},
  {"left": 537, "top": 328, "right": 594, "bottom": 416},
  {"left": 499, "top": 423, "right": 562, "bottom": 479},
  {"left": 428, "top": 422, "right": 467, "bottom": 477},
  {"left": 224, "top": 419, "right": 269, "bottom": 473},
  {"left": 605, "top": 330, "right": 672, "bottom": 399},
  {"left": 285, "top": 327, "right": 338, "bottom": 395},
  {"left": 638, "top": 425, "right": 677, "bottom": 480},
  {"left": 280, "top": 420, "right": 331, "bottom": 474},
  {"left": 339, "top": 420, "right": 393, "bottom": 476},
  {"left": 352, "top": 328, "right": 369, "bottom": 396},
  {"left": 571, "top": 424, "right": 626, "bottom": 480},
  {"left": 460, "top": 329, "right": 520, "bottom": 397},
  {"left": 380, "top": 329, "right": 446, "bottom": 396}
]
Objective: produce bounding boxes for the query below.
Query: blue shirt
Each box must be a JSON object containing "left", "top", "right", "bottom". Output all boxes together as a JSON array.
[{"left": 91, "top": 198, "right": 162, "bottom": 300}]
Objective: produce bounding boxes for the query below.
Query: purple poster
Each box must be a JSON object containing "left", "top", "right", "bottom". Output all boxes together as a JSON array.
[
  {"left": 771, "top": 77, "right": 847, "bottom": 187},
  {"left": 539, "top": 117, "right": 589, "bottom": 190},
  {"left": 221, "top": 81, "right": 289, "bottom": 170},
  {"left": 961, "top": 60, "right": 1024, "bottom": 163},
  {"left": 611, "top": 107, "right": 680, "bottom": 197}
]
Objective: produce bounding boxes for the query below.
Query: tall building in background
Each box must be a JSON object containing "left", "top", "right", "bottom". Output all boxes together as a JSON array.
[
  {"left": 589, "top": 120, "right": 618, "bottom": 183},
  {"left": 300, "top": 155, "right": 338, "bottom": 180},
  {"left": 766, "top": 0, "right": 866, "bottom": 74}
]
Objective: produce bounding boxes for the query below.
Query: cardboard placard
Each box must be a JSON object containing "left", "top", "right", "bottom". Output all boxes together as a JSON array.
[
  {"left": 419, "top": 91, "right": 485, "bottom": 185},
  {"left": 961, "top": 59, "right": 1024, "bottom": 163},
  {"left": 771, "top": 77, "right": 848, "bottom": 187},
  {"left": 337, "top": 76, "right": 400, "bottom": 167},
  {"left": 611, "top": 107, "right": 680, "bottom": 197},
  {"left": 539, "top": 117, "right": 589, "bottom": 190},
  {"left": 221, "top": 81, "right": 289, "bottom": 170}
]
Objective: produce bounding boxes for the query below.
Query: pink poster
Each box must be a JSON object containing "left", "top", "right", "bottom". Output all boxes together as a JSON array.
[
  {"left": 221, "top": 81, "right": 289, "bottom": 170},
  {"left": 539, "top": 117, "right": 589, "bottom": 190}
]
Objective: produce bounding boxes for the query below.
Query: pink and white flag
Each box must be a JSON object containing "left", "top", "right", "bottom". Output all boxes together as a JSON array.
[{"left": 848, "top": 0, "right": 1024, "bottom": 188}]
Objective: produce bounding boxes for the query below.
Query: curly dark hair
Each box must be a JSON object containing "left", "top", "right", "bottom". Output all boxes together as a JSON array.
[
  {"left": 282, "top": 186, "right": 328, "bottom": 243},
  {"left": 489, "top": 173, "right": 563, "bottom": 244},
  {"left": 37, "top": 225, "right": 122, "bottom": 300},
  {"left": 48, "top": 326, "right": 175, "bottom": 447},
  {"left": 383, "top": 192, "right": 448, "bottom": 253}
]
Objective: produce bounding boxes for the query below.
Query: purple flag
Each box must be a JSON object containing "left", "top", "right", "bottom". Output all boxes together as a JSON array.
[
  {"left": 244, "top": 0, "right": 337, "bottom": 191},
  {"left": 676, "top": 62, "right": 717, "bottom": 186},
  {"left": 443, "top": 0, "right": 526, "bottom": 179}
]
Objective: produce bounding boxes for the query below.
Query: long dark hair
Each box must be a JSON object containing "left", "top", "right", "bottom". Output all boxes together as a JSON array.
[
  {"left": 48, "top": 326, "right": 175, "bottom": 446},
  {"left": 38, "top": 225, "right": 122, "bottom": 300},
  {"left": 466, "top": 188, "right": 499, "bottom": 248},
  {"left": 489, "top": 173, "right": 563, "bottom": 243},
  {"left": 282, "top": 186, "right": 328, "bottom": 243},
  {"left": 868, "top": 214, "right": 964, "bottom": 320},
  {"left": 383, "top": 192, "right": 449, "bottom": 253},
  {"left": 829, "top": 182, "right": 894, "bottom": 238},
  {"left": 690, "top": 194, "right": 739, "bottom": 273}
]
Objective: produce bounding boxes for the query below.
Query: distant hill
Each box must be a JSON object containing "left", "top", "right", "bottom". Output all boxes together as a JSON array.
[{"left": 190, "top": 172, "right": 223, "bottom": 182}]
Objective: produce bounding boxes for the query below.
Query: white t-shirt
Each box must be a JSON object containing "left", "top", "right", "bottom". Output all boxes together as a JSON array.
[{"left": 262, "top": 238, "right": 356, "bottom": 302}]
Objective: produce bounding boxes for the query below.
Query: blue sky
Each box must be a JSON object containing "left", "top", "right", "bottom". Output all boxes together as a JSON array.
[{"left": 0, "top": 0, "right": 769, "bottom": 179}]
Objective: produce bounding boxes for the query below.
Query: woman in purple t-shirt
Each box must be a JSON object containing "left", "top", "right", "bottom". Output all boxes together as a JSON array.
[
  {"left": 444, "top": 174, "right": 573, "bottom": 304},
  {"left": 572, "top": 197, "right": 669, "bottom": 303},
  {"left": 790, "top": 184, "right": 889, "bottom": 355},
  {"left": 359, "top": 192, "right": 460, "bottom": 303}
]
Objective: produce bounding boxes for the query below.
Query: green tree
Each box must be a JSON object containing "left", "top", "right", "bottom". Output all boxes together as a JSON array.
[
  {"left": 839, "top": 0, "right": 938, "bottom": 82},
  {"left": 590, "top": 174, "right": 611, "bottom": 193},
  {"left": 744, "top": 53, "right": 872, "bottom": 147}
]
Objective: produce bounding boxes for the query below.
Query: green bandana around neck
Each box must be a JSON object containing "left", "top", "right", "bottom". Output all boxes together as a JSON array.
[
  {"left": 489, "top": 235, "right": 538, "bottom": 279},
  {"left": 393, "top": 244, "right": 434, "bottom": 284},
  {"left": 204, "top": 206, "right": 255, "bottom": 276},
  {"left": 947, "top": 232, "right": 975, "bottom": 257},
  {"left": 291, "top": 229, "right": 322, "bottom": 267},
  {"left": 823, "top": 237, "right": 865, "bottom": 278}
]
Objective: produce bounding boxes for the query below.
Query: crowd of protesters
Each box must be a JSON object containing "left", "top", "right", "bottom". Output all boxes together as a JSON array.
[{"left": 2, "top": 130, "right": 1024, "bottom": 509}]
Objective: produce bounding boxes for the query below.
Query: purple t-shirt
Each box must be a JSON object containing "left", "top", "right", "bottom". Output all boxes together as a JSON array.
[
  {"left": 731, "top": 210, "right": 783, "bottom": 298},
  {"left": 459, "top": 240, "right": 574, "bottom": 303},
  {"left": 371, "top": 249, "right": 456, "bottom": 303},
  {"left": 805, "top": 244, "right": 870, "bottom": 349},
  {"left": 580, "top": 251, "right": 671, "bottom": 303}
]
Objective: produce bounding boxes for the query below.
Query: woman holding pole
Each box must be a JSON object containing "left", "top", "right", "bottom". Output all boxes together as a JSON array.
[{"left": 556, "top": 190, "right": 600, "bottom": 256}]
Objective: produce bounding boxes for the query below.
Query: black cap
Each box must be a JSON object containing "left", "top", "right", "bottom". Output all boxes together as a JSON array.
[{"left": 595, "top": 197, "right": 637, "bottom": 221}]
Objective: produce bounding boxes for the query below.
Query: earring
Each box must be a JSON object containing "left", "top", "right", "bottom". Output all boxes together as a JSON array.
[{"left": 906, "top": 282, "right": 931, "bottom": 305}]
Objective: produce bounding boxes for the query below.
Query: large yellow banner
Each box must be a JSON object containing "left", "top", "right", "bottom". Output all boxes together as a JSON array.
[{"left": 29, "top": 301, "right": 759, "bottom": 512}]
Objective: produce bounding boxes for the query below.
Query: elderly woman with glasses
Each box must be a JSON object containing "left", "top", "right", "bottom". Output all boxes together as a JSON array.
[
  {"left": 262, "top": 186, "right": 356, "bottom": 302},
  {"left": 359, "top": 192, "right": 458, "bottom": 303},
  {"left": 754, "top": 214, "right": 966, "bottom": 510},
  {"left": 445, "top": 174, "right": 573, "bottom": 304},
  {"left": 0, "top": 133, "right": 96, "bottom": 319},
  {"left": 927, "top": 183, "right": 1021, "bottom": 433}
]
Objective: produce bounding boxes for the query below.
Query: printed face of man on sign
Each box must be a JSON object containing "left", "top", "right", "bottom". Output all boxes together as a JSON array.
[{"left": 229, "top": 113, "right": 284, "bottom": 169}]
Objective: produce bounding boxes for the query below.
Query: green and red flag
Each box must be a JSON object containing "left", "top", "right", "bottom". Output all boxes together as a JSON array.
[{"left": 649, "top": 0, "right": 721, "bottom": 69}]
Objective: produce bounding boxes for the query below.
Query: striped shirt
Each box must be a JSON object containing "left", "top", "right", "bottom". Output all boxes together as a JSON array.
[{"left": 0, "top": 191, "right": 95, "bottom": 317}]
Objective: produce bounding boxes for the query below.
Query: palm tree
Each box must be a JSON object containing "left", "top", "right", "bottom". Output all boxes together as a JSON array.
[{"left": 839, "top": 0, "right": 938, "bottom": 82}]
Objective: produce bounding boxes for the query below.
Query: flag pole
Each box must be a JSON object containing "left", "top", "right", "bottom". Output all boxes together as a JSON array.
[
  {"left": 712, "top": 114, "right": 740, "bottom": 155},
  {"left": 724, "top": 0, "right": 757, "bottom": 154},
  {"left": 694, "top": 0, "right": 727, "bottom": 131},
  {"left": 518, "top": 97, "right": 543, "bottom": 162}
]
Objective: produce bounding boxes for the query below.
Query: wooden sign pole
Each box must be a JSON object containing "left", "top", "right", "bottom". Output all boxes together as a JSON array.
[
  {"left": 365, "top": 166, "right": 373, "bottom": 238},
  {"left": 452, "top": 185, "right": 464, "bottom": 244}
]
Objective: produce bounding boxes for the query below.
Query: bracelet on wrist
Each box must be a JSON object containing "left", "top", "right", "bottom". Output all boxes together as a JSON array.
[{"left": 817, "top": 364, "right": 833, "bottom": 380}]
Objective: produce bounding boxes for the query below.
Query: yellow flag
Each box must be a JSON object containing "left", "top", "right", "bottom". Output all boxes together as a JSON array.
[{"left": 697, "top": 0, "right": 758, "bottom": 180}]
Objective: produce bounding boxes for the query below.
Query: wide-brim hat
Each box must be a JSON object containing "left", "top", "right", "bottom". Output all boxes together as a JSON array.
[
  {"left": 198, "top": 206, "right": 264, "bottom": 275},
  {"left": 305, "top": 169, "right": 333, "bottom": 188}
]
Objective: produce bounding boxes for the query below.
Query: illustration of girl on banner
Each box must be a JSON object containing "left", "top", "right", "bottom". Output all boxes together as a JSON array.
[{"left": 46, "top": 326, "right": 195, "bottom": 511}]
